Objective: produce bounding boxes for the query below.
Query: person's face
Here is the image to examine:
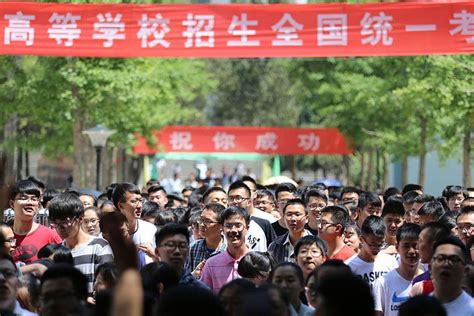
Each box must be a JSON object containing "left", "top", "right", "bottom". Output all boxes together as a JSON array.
[
  {"left": 448, "top": 193, "right": 465, "bottom": 212},
  {"left": 276, "top": 191, "right": 296, "bottom": 215},
  {"left": 317, "top": 212, "right": 341, "bottom": 241},
  {"left": 341, "top": 192, "right": 359, "bottom": 205},
  {"left": 430, "top": 244, "right": 466, "bottom": 288},
  {"left": 222, "top": 215, "right": 248, "bottom": 250},
  {"left": 344, "top": 227, "right": 361, "bottom": 252},
  {"left": 81, "top": 209, "right": 100, "bottom": 236},
  {"left": 360, "top": 234, "right": 384, "bottom": 257},
  {"left": 205, "top": 191, "right": 228, "bottom": 207},
  {"left": 0, "top": 227, "right": 15, "bottom": 255},
  {"left": 283, "top": 204, "right": 308, "bottom": 233},
  {"left": 397, "top": 238, "right": 419, "bottom": 269},
  {"left": 149, "top": 190, "right": 168, "bottom": 209},
  {"left": 417, "top": 228, "right": 433, "bottom": 264},
  {"left": 254, "top": 195, "right": 275, "bottom": 213},
  {"left": 118, "top": 191, "right": 143, "bottom": 222},
  {"left": 267, "top": 287, "right": 290, "bottom": 316},
  {"left": 40, "top": 278, "right": 80, "bottom": 316},
  {"left": 357, "top": 204, "right": 382, "bottom": 227},
  {"left": 296, "top": 243, "right": 325, "bottom": 278},
  {"left": 410, "top": 202, "right": 424, "bottom": 224},
  {"left": 456, "top": 212, "right": 474, "bottom": 245},
  {"left": 243, "top": 181, "right": 257, "bottom": 201},
  {"left": 156, "top": 234, "right": 189, "bottom": 271},
  {"left": 0, "top": 259, "right": 18, "bottom": 311},
  {"left": 307, "top": 196, "right": 327, "bottom": 225},
  {"left": 50, "top": 216, "right": 81, "bottom": 240},
  {"left": 79, "top": 195, "right": 95, "bottom": 209},
  {"left": 305, "top": 274, "right": 317, "bottom": 308},
  {"left": 94, "top": 272, "right": 109, "bottom": 293},
  {"left": 228, "top": 188, "right": 251, "bottom": 210},
  {"left": 182, "top": 190, "right": 192, "bottom": 205},
  {"left": 219, "top": 287, "right": 240, "bottom": 316},
  {"left": 383, "top": 214, "right": 404, "bottom": 238},
  {"left": 198, "top": 208, "right": 221, "bottom": 239},
  {"left": 10, "top": 193, "right": 39, "bottom": 221},
  {"left": 272, "top": 266, "right": 303, "bottom": 303}
]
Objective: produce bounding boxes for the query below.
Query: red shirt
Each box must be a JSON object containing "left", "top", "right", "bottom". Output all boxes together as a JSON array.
[
  {"left": 13, "top": 224, "right": 62, "bottom": 263},
  {"left": 330, "top": 244, "right": 356, "bottom": 262}
]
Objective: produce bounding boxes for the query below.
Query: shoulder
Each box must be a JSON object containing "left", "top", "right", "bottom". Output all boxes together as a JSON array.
[
  {"left": 204, "top": 251, "right": 226, "bottom": 266},
  {"left": 138, "top": 219, "right": 157, "bottom": 232},
  {"left": 88, "top": 237, "right": 110, "bottom": 248}
]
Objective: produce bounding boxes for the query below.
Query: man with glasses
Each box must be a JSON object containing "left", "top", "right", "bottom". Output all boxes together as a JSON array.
[
  {"left": 49, "top": 193, "right": 113, "bottom": 296},
  {"left": 456, "top": 205, "right": 474, "bottom": 245},
  {"left": 268, "top": 199, "right": 311, "bottom": 264},
  {"left": 185, "top": 203, "right": 226, "bottom": 273},
  {"left": 155, "top": 223, "right": 207, "bottom": 289},
  {"left": 346, "top": 216, "right": 398, "bottom": 290},
  {"left": 318, "top": 205, "right": 355, "bottom": 261},
  {"left": 304, "top": 189, "right": 328, "bottom": 236},
  {"left": 0, "top": 253, "right": 36, "bottom": 315},
  {"left": 430, "top": 236, "right": 474, "bottom": 315},
  {"left": 113, "top": 182, "right": 157, "bottom": 263},
  {"left": 200, "top": 206, "right": 250, "bottom": 294},
  {"left": 10, "top": 180, "right": 61, "bottom": 264},
  {"left": 227, "top": 181, "right": 275, "bottom": 251},
  {"left": 254, "top": 189, "right": 280, "bottom": 220}
]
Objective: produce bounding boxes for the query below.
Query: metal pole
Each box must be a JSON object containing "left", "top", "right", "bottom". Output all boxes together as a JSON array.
[{"left": 95, "top": 146, "right": 102, "bottom": 191}]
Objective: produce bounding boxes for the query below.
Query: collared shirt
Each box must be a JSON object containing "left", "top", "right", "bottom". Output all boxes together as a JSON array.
[
  {"left": 268, "top": 230, "right": 312, "bottom": 264},
  {"left": 185, "top": 236, "right": 226, "bottom": 272},
  {"left": 200, "top": 249, "right": 247, "bottom": 294}
]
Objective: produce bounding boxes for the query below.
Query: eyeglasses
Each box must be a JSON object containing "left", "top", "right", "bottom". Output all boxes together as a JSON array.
[
  {"left": 298, "top": 249, "right": 322, "bottom": 258},
  {"left": 0, "top": 269, "right": 17, "bottom": 279},
  {"left": 362, "top": 238, "right": 384, "bottom": 250},
  {"left": 228, "top": 196, "right": 249, "bottom": 203},
  {"left": 82, "top": 218, "right": 99, "bottom": 226},
  {"left": 318, "top": 220, "right": 337, "bottom": 228},
  {"left": 308, "top": 203, "right": 326, "bottom": 210},
  {"left": 255, "top": 200, "right": 273, "bottom": 206},
  {"left": 15, "top": 195, "right": 39, "bottom": 203},
  {"left": 50, "top": 217, "right": 77, "bottom": 229},
  {"left": 197, "top": 218, "right": 219, "bottom": 226},
  {"left": 159, "top": 241, "right": 189, "bottom": 251},
  {"left": 223, "top": 223, "right": 245, "bottom": 230},
  {"left": 432, "top": 255, "right": 465, "bottom": 265},
  {"left": 457, "top": 224, "right": 474, "bottom": 232}
]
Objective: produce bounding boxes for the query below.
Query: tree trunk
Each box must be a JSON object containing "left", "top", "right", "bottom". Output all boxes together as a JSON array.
[
  {"left": 463, "top": 127, "right": 472, "bottom": 188},
  {"left": 342, "top": 154, "right": 351, "bottom": 186},
  {"left": 367, "top": 148, "right": 375, "bottom": 191},
  {"left": 383, "top": 152, "right": 390, "bottom": 190},
  {"left": 418, "top": 117, "right": 427, "bottom": 187},
  {"left": 360, "top": 150, "right": 366, "bottom": 190},
  {"left": 401, "top": 155, "right": 409, "bottom": 187},
  {"left": 72, "top": 105, "right": 86, "bottom": 188}
]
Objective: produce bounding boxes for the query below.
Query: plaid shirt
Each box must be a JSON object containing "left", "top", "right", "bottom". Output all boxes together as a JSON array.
[{"left": 185, "top": 236, "right": 227, "bottom": 272}]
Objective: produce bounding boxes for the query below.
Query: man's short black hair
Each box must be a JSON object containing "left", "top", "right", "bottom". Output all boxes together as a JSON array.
[
  {"left": 41, "top": 264, "right": 88, "bottom": 300},
  {"left": 459, "top": 205, "right": 474, "bottom": 216},
  {"left": 361, "top": 215, "right": 385, "bottom": 238},
  {"left": 219, "top": 206, "right": 250, "bottom": 225},
  {"left": 142, "top": 201, "right": 161, "bottom": 218},
  {"left": 357, "top": 191, "right": 381, "bottom": 209},
  {"left": 155, "top": 223, "right": 189, "bottom": 246},
  {"left": 49, "top": 193, "right": 84, "bottom": 221},
  {"left": 403, "top": 191, "right": 421, "bottom": 204},
  {"left": 396, "top": 223, "right": 421, "bottom": 244},
  {"left": 433, "top": 235, "right": 468, "bottom": 263},
  {"left": 438, "top": 211, "right": 458, "bottom": 231},
  {"left": 321, "top": 205, "right": 350, "bottom": 234},
  {"left": 402, "top": 184, "right": 423, "bottom": 195},
  {"left": 272, "top": 262, "right": 304, "bottom": 286},
  {"left": 241, "top": 176, "right": 257, "bottom": 188},
  {"left": 341, "top": 186, "right": 361, "bottom": 197},
  {"left": 112, "top": 182, "right": 141, "bottom": 209},
  {"left": 445, "top": 185, "right": 468, "bottom": 200},
  {"left": 9, "top": 179, "right": 40, "bottom": 201},
  {"left": 255, "top": 189, "right": 276, "bottom": 203},
  {"left": 420, "top": 222, "right": 451, "bottom": 245},
  {"left": 283, "top": 198, "right": 307, "bottom": 215},
  {"left": 413, "top": 194, "right": 435, "bottom": 204},
  {"left": 418, "top": 201, "right": 445, "bottom": 221},
  {"left": 228, "top": 181, "right": 251, "bottom": 197},
  {"left": 26, "top": 176, "right": 46, "bottom": 191},
  {"left": 182, "top": 186, "right": 195, "bottom": 194},
  {"left": 304, "top": 189, "right": 328, "bottom": 205},
  {"left": 148, "top": 185, "right": 167, "bottom": 196},
  {"left": 383, "top": 187, "right": 401, "bottom": 202},
  {"left": 399, "top": 295, "right": 446, "bottom": 316},
  {"left": 202, "top": 186, "right": 226, "bottom": 204},
  {"left": 274, "top": 183, "right": 298, "bottom": 200},
  {"left": 382, "top": 197, "right": 405, "bottom": 217},
  {"left": 203, "top": 203, "right": 226, "bottom": 217}
]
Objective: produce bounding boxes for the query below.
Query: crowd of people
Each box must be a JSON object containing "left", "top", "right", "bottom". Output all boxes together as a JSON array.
[{"left": 0, "top": 175, "right": 474, "bottom": 316}]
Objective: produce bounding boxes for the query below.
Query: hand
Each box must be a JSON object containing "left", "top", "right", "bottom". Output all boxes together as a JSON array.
[
  {"left": 86, "top": 296, "right": 96, "bottom": 305},
  {"left": 192, "top": 260, "right": 206, "bottom": 279},
  {"left": 137, "top": 243, "right": 157, "bottom": 260}
]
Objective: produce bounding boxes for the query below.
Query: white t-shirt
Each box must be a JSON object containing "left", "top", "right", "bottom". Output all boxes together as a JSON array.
[
  {"left": 347, "top": 252, "right": 398, "bottom": 291},
  {"left": 442, "top": 291, "right": 474, "bottom": 316},
  {"left": 132, "top": 219, "right": 157, "bottom": 263},
  {"left": 247, "top": 219, "right": 267, "bottom": 252},
  {"left": 253, "top": 208, "right": 278, "bottom": 223},
  {"left": 373, "top": 269, "right": 412, "bottom": 316}
]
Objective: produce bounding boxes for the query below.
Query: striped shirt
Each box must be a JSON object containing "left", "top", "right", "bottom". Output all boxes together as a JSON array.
[
  {"left": 185, "top": 236, "right": 227, "bottom": 272},
  {"left": 268, "top": 230, "right": 312, "bottom": 264},
  {"left": 70, "top": 237, "right": 114, "bottom": 295}
]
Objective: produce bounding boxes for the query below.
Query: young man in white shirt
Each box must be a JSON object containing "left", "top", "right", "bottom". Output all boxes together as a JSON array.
[
  {"left": 346, "top": 215, "right": 398, "bottom": 290},
  {"left": 431, "top": 236, "right": 474, "bottom": 316},
  {"left": 373, "top": 223, "right": 422, "bottom": 316}
]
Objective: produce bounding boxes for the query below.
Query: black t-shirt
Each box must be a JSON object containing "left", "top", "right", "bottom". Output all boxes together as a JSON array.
[
  {"left": 271, "top": 221, "right": 288, "bottom": 237},
  {"left": 304, "top": 223, "right": 319, "bottom": 236}
]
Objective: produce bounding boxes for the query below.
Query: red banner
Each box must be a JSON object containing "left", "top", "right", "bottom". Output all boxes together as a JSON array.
[
  {"left": 0, "top": 2, "right": 473, "bottom": 58},
  {"left": 133, "top": 126, "right": 353, "bottom": 155}
]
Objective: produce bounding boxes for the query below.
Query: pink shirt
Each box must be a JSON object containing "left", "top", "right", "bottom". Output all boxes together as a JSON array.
[{"left": 200, "top": 249, "right": 244, "bottom": 294}]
